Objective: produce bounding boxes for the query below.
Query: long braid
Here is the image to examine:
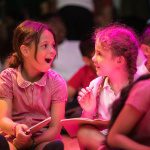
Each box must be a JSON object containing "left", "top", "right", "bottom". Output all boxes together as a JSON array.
[{"left": 125, "top": 50, "right": 137, "bottom": 83}]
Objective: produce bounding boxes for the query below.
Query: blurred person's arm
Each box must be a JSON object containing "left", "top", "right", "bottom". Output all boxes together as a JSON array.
[
  {"left": 68, "top": 85, "right": 77, "bottom": 101},
  {"left": 107, "top": 105, "right": 150, "bottom": 150},
  {"left": 67, "top": 67, "right": 85, "bottom": 100}
]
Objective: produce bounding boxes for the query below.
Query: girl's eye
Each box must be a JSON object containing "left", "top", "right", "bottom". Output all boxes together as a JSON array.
[
  {"left": 52, "top": 43, "right": 56, "bottom": 48},
  {"left": 41, "top": 43, "right": 56, "bottom": 49},
  {"left": 96, "top": 52, "right": 101, "bottom": 56},
  {"left": 43, "top": 44, "right": 48, "bottom": 48}
]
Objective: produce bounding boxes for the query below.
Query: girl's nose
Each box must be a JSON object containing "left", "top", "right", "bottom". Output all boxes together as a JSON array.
[
  {"left": 92, "top": 54, "right": 95, "bottom": 62},
  {"left": 49, "top": 48, "right": 56, "bottom": 58},
  {"left": 51, "top": 51, "right": 56, "bottom": 58}
]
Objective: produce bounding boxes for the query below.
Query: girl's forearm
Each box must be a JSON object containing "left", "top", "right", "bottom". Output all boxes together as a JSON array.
[
  {"left": 0, "top": 117, "right": 17, "bottom": 136},
  {"left": 34, "top": 125, "right": 61, "bottom": 145}
]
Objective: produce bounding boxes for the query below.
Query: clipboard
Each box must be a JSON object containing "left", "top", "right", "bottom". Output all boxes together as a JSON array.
[{"left": 25, "top": 117, "right": 51, "bottom": 134}]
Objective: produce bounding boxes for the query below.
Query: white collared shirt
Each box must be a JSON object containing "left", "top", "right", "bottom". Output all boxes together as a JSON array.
[
  {"left": 89, "top": 77, "right": 120, "bottom": 121},
  {"left": 98, "top": 77, "right": 120, "bottom": 121}
]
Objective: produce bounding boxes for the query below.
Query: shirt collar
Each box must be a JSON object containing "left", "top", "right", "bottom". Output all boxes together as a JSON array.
[
  {"left": 103, "top": 77, "right": 111, "bottom": 89},
  {"left": 17, "top": 66, "right": 47, "bottom": 88},
  {"left": 103, "top": 76, "right": 121, "bottom": 97}
]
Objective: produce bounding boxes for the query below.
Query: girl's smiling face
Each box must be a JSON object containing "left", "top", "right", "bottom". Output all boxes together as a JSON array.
[
  {"left": 26, "top": 29, "right": 56, "bottom": 73},
  {"left": 92, "top": 40, "right": 119, "bottom": 77}
]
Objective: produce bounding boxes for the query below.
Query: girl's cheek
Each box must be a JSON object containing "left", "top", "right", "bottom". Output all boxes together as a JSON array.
[{"left": 51, "top": 52, "right": 56, "bottom": 59}]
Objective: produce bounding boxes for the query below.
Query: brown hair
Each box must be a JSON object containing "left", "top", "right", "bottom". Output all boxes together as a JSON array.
[
  {"left": 94, "top": 23, "right": 139, "bottom": 83},
  {"left": 9, "top": 20, "right": 56, "bottom": 68}
]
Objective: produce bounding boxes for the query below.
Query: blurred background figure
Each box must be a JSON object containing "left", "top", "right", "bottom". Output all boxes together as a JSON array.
[
  {"left": 56, "top": 0, "right": 94, "bottom": 40},
  {"left": 117, "top": 0, "right": 150, "bottom": 34},
  {"left": 38, "top": 0, "right": 57, "bottom": 19},
  {"left": 42, "top": 14, "right": 67, "bottom": 45},
  {"left": 93, "top": 0, "right": 116, "bottom": 28},
  {"left": 0, "top": 11, "right": 17, "bottom": 72},
  {"left": 68, "top": 38, "right": 96, "bottom": 100},
  {"left": 138, "top": 25, "right": 150, "bottom": 73}
]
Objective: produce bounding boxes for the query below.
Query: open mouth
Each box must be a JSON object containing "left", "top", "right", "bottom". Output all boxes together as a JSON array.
[{"left": 45, "top": 58, "right": 51, "bottom": 63}]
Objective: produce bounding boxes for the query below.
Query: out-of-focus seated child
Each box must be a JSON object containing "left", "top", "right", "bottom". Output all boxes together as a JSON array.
[
  {"left": 139, "top": 25, "right": 150, "bottom": 73},
  {"left": 106, "top": 74, "right": 150, "bottom": 150},
  {"left": 66, "top": 38, "right": 97, "bottom": 118}
]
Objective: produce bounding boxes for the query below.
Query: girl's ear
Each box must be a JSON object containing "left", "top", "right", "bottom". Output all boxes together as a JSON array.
[
  {"left": 116, "top": 56, "right": 125, "bottom": 65},
  {"left": 20, "top": 45, "right": 29, "bottom": 57},
  {"left": 140, "top": 44, "right": 150, "bottom": 57}
]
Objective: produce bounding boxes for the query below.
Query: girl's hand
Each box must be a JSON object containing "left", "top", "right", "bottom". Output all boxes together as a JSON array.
[
  {"left": 13, "top": 124, "right": 32, "bottom": 149},
  {"left": 78, "top": 87, "right": 96, "bottom": 113}
]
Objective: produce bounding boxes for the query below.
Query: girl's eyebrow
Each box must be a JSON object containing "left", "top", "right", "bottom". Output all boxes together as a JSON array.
[
  {"left": 39, "top": 41, "right": 48, "bottom": 44},
  {"left": 95, "top": 47, "right": 101, "bottom": 52},
  {"left": 40, "top": 40, "right": 49, "bottom": 43},
  {"left": 40, "top": 40, "right": 55, "bottom": 45}
]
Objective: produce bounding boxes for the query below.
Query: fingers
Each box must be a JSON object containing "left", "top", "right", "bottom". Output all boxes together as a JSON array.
[
  {"left": 78, "top": 88, "right": 86, "bottom": 102},
  {"left": 13, "top": 136, "right": 32, "bottom": 149},
  {"left": 20, "top": 124, "right": 30, "bottom": 132},
  {"left": 78, "top": 87, "right": 94, "bottom": 113},
  {"left": 81, "top": 87, "right": 93, "bottom": 93},
  {"left": 78, "top": 87, "right": 93, "bottom": 97},
  {"left": 16, "top": 124, "right": 31, "bottom": 137},
  {"left": 13, "top": 124, "right": 32, "bottom": 149}
]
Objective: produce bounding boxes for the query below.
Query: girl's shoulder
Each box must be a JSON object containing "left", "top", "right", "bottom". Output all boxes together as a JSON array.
[
  {"left": 0, "top": 67, "right": 17, "bottom": 77},
  {"left": 46, "top": 69, "right": 67, "bottom": 91},
  {"left": 129, "top": 79, "right": 150, "bottom": 96},
  {"left": 126, "top": 79, "right": 150, "bottom": 112},
  {"left": 47, "top": 69, "right": 66, "bottom": 82}
]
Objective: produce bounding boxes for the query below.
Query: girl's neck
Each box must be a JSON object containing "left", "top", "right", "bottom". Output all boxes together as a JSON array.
[
  {"left": 108, "top": 72, "right": 129, "bottom": 95},
  {"left": 21, "top": 65, "right": 43, "bottom": 82}
]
